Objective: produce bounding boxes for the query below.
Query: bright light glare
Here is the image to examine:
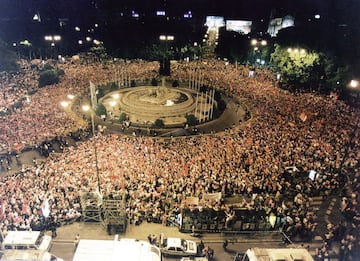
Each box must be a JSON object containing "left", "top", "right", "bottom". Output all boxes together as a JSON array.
[
  {"left": 251, "top": 39, "right": 257, "bottom": 45},
  {"left": 60, "top": 101, "right": 69, "bottom": 108},
  {"left": 350, "top": 80, "right": 359, "bottom": 88},
  {"left": 82, "top": 105, "right": 90, "bottom": 112},
  {"left": 159, "top": 35, "right": 174, "bottom": 41},
  {"left": 67, "top": 94, "right": 75, "bottom": 100},
  {"left": 109, "top": 101, "right": 117, "bottom": 107},
  {"left": 44, "top": 36, "right": 53, "bottom": 41}
]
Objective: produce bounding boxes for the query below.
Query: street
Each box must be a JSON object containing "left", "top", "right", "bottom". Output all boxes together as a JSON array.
[{"left": 47, "top": 222, "right": 303, "bottom": 261}]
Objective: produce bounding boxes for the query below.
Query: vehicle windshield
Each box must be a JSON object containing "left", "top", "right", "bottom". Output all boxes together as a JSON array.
[
  {"left": 34, "top": 233, "right": 44, "bottom": 247},
  {"left": 181, "top": 239, "right": 188, "bottom": 251}
]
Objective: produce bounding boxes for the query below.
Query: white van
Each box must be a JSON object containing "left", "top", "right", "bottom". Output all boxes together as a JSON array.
[
  {"left": 2, "top": 231, "right": 52, "bottom": 251},
  {"left": 0, "top": 249, "right": 64, "bottom": 261},
  {"left": 236, "top": 247, "right": 314, "bottom": 261}
]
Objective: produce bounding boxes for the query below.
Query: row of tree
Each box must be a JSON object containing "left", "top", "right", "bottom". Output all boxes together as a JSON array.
[{"left": 0, "top": 35, "right": 355, "bottom": 99}]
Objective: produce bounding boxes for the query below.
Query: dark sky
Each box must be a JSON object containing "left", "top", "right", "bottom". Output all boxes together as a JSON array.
[
  {"left": 0, "top": 0, "right": 356, "bottom": 21},
  {"left": 0, "top": 0, "right": 359, "bottom": 52}
]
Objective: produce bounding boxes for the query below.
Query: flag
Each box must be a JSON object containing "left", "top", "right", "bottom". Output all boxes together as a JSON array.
[{"left": 299, "top": 112, "right": 307, "bottom": 122}]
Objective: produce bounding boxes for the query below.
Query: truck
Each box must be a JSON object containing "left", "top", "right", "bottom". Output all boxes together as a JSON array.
[
  {"left": 73, "top": 237, "right": 162, "bottom": 261},
  {"left": 1, "top": 231, "right": 52, "bottom": 251},
  {"left": 0, "top": 250, "right": 64, "bottom": 261},
  {"left": 235, "top": 247, "right": 314, "bottom": 261}
]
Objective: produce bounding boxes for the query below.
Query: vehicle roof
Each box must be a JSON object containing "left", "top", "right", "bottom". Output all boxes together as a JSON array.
[
  {"left": 72, "top": 239, "right": 161, "bottom": 261},
  {"left": 166, "top": 238, "right": 183, "bottom": 247},
  {"left": 246, "top": 248, "right": 314, "bottom": 261},
  {"left": 1, "top": 249, "right": 50, "bottom": 260},
  {"left": 3, "top": 231, "right": 41, "bottom": 245}
]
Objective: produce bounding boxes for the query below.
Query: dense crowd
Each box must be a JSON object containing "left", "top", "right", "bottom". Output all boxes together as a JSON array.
[{"left": 0, "top": 58, "right": 359, "bottom": 258}]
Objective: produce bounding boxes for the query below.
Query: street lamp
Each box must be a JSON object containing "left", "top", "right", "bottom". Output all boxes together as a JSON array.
[
  {"left": 44, "top": 35, "right": 61, "bottom": 58},
  {"left": 349, "top": 79, "right": 359, "bottom": 89},
  {"left": 159, "top": 35, "right": 174, "bottom": 76},
  {"left": 82, "top": 104, "right": 101, "bottom": 193},
  {"left": 251, "top": 39, "right": 267, "bottom": 66}
]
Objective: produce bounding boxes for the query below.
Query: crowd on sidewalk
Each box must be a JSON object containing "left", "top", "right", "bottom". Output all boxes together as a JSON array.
[{"left": 0, "top": 58, "right": 359, "bottom": 259}]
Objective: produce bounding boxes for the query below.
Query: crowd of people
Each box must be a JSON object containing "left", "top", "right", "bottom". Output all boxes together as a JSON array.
[{"left": 0, "top": 57, "right": 359, "bottom": 258}]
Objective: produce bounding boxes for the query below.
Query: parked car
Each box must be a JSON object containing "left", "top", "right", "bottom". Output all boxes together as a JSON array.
[{"left": 160, "top": 237, "right": 198, "bottom": 257}]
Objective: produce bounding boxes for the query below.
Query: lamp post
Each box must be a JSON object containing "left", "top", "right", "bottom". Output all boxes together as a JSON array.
[
  {"left": 82, "top": 104, "right": 101, "bottom": 193},
  {"left": 250, "top": 39, "right": 267, "bottom": 66},
  {"left": 159, "top": 35, "right": 174, "bottom": 76},
  {"left": 44, "top": 35, "right": 61, "bottom": 59}
]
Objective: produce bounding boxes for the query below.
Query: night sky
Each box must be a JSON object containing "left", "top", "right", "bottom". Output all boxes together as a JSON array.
[
  {"left": 0, "top": 0, "right": 359, "bottom": 65},
  {"left": 0, "top": 0, "right": 358, "bottom": 24}
]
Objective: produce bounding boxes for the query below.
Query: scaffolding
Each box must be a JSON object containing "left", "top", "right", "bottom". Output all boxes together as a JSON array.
[
  {"left": 80, "top": 191, "right": 102, "bottom": 222},
  {"left": 101, "top": 192, "right": 127, "bottom": 234}
]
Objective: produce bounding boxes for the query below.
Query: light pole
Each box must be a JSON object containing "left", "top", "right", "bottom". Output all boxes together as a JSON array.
[
  {"left": 44, "top": 35, "right": 61, "bottom": 59},
  {"left": 250, "top": 39, "right": 267, "bottom": 66},
  {"left": 82, "top": 104, "right": 101, "bottom": 193},
  {"left": 159, "top": 35, "right": 174, "bottom": 76}
]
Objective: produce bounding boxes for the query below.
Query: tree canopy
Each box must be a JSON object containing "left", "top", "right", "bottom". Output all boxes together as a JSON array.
[
  {"left": 0, "top": 39, "right": 19, "bottom": 72},
  {"left": 270, "top": 44, "right": 350, "bottom": 94}
]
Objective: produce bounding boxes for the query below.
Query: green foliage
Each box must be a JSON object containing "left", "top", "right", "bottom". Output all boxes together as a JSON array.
[
  {"left": 56, "top": 69, "right": 65, "bottom": 77},
  {"left": 151, "top": 78, "right": 158, "bottom": 86},
  {"left": 270, "top": 44, "right": 351, "bottom": 93},
  {"left": 95, "top": 103, "right": 107, "bottom": 116},
  {"left": 271, "top": 44, "right": 320, "bottom": 88},
  {"left": 153, "top": 119, "right": 165, "bottom": 128},
  {"left": 185, "top": 114, "right": 197, "bottom": 126},
  {"left": 97, "top": 88, "right": 105, "bottom": 99},
  {"left": 172, "top": 80, "right": 179, "bottom": 87},
  {"left": 118, "top": 112, "right": 127, "bottom": 123},
  {"left": 38, "top": 70, "right": 60, "bottom": 87},
  {"left": 42, "top": 63, "right": 54, "bottom": 71},
  {"left": 0, "top": 39, "right": 19, "bottom": 72},
  {"left": 144, "top": 44, "right": 174, "bottom": 61},
  {"left": 109, "top": 82, "right": 118, "bottom": 91}
]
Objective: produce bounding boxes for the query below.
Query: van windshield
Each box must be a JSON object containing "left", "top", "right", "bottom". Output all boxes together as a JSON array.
[{"left": 34, "top": 234, "right": 44, "bottom": 247}]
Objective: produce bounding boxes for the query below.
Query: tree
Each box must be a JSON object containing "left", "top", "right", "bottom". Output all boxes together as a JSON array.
[
  {"left": 271, "top": 44, "right": 351, "bottom": 93},
  {"left": 270, "top": 44, "right": 320, "bottom": 90},
  {"left": 185, "top": 114, "right": 197, "bottom": 126},
  {"left": 95, "top": 103, "right": 107, "bottom": 116},
  {"left": 0, "top": 39, "right": 19, "bottom": 72},
  {"left": 38, "top": 70, "right": 60, "bottom": 87},
  {"left": 151, "top": 78, "right": 158, "bottom": 86},
  {"left": 153, "top": 119, "right": 165, "bottom": 128},
  {"left": 118, "top": 112, "right": 127, "bottom": 123}
]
